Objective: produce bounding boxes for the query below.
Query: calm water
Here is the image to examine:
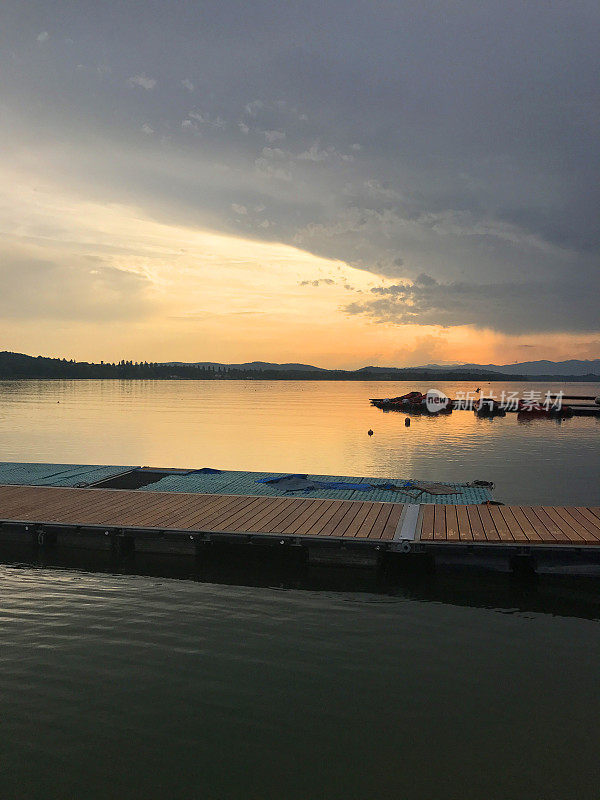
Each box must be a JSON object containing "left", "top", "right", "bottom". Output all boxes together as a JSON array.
[
  {"left": 0, "top": 564, "right": 599, "bottom": 800},
  {"left": 0, "top": 379, "right": 598, "bottom": 504},
  {"left": 1, "top": 380, "right": 599, "bottom": 799}
]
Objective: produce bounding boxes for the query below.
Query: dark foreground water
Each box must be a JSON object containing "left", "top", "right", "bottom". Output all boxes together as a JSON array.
[{"left": 1, "top": 563, "right": 599, "bottom": 800}]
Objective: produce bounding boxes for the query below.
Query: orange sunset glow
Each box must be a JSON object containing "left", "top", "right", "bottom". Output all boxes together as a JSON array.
[
  {"left": 1, "top": 167, "right": 597, "bottom": 367},
  {"left": 1, "top": 0, "right": 598, "bottom": 369}
]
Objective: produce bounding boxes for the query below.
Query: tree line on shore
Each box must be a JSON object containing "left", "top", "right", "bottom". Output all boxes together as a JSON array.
[{"left": 1, "top": 351, "right": 597, "bottom": 381}]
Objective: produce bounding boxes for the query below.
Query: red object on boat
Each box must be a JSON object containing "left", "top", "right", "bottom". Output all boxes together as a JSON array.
[
  {"left": 370, "top": 391, "right": 453, "bottom": 413},
  {"left": 390, "top": 391, "right": 425, "bottom": 404},
  {"left": 517, "top": 400, "right": 573, "bottom": 418}
]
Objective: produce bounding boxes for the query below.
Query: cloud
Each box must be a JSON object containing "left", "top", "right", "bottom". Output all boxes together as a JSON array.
[
  {"left": 254, "top": 157, "right": 291, "bottom": 181},
  {"left": 127, "top": 74, "right": 156, "bottom": 90},
  {"left": 36, "top": 31, "right": 49, "bottom": 42},
  {"left": 141, "top": 123, "right": 154, "bottom": 135},
  {"left": 244, "top": 100, "right": 264, "bottom": 117},
  {"left": 75, "top": 63, "right": 111, "bottom": 78},
  {"left": 296, "top": 146, "right": 327, "bottom": 162},
  {"left": 344, "top": 278, "right": 599, "bottom": 334},
  {"left": 414, "top": 273, "right": 436, "bottom": 286},
  {"left": 260, "top": 147, "right": 285, "bottom": 160},
  {"left": 297, "top": 143, "right": 353, "bottom": 163},
  {"left": 264, "top": 130, "right": 286, "bottom": 143},
  {"left": 363, "top": 180, "right": 401, "bottom": 202},
  {"left": 3, "top": 0, "right": 599, "bottom": 347},
  {"left": 231, "top": 203, "right": 247, "bottom": 215},
  {"left": 188, "top": 110, "right": 226, "bottom": 129},
  {"left": 0, "top": 253, "right": 154, "bottom": 321},
  {"left": 299, "top": 278, "right": 335, "bottom": 287}
]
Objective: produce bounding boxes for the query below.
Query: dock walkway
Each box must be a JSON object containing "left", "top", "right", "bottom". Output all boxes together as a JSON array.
[
  {"left": 0, "top": 485, "right": 404, "bottom": 541},
  {"left": 0, "top": 485, "right": 598, "bottom": 571}
]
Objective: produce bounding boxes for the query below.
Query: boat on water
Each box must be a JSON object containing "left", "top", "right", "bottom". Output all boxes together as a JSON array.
[
  {"left": 516, "top": 400, "right": 573, "bottom": 419},
  {"left": 474, "top": 399, "right": 506, "bottom": 417},
  {"left": 370, "top": 389, "right": 598, "bottom": 418},
  {"left": 370, "top": 391, "right": 454, "bottom": 414}
]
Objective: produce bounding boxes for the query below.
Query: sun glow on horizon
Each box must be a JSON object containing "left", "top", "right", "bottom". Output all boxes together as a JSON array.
[{"left": 0, "top": 164, "right": 598, "bottom": 369}]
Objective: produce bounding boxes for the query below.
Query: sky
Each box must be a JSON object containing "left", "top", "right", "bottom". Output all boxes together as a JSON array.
[{"left": 1, "top": 0, "right": 599, "bottom": 368}]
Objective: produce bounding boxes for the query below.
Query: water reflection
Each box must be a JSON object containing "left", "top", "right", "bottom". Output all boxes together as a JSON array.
[
  {"left": 2, "top": 547, "right": 599, "bottom": 622},
  {"left": 0, "top": 379, "right": 598, "bottom": 505}
]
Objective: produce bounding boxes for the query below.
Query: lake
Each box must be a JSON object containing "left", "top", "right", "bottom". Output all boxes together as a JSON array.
[
  {"left": 0, "top": 379, "right": 598, "bottom": 504},
  {"left": 0, "top": 379, "right": 599, "bottom": 799},
  {"left": 1, "top": 563, "right": 599, "bottom": 800}
]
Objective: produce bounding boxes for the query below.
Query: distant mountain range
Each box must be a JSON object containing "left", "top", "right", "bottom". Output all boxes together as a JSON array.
[
  {"left": 163, "top": 360, "right": 326, "bottom": 372},
  {"left": 0, "top": 351, "right": 598, "bottom": 380},
  {"left": 164, "top": 358, "right": 600, "bottom": 377},
  {"left": 417, "top": 359, "right": 600, "bottom": 377}
]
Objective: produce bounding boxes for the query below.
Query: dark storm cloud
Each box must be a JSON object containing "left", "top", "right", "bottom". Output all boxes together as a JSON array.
[
  {"left": 1, "top": 0, "right": 599, "bottom": 333},
  {"left": 344, "top": 278, "right": 599, "bottom": 334}
]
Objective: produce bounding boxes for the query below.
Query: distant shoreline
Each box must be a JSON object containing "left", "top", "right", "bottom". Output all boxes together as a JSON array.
[
  {"left": 2, "top": 375, "right": 600, "bottom": 383},
  {"left": 1, "top": 351, "right": 599, "bottom": 382}
]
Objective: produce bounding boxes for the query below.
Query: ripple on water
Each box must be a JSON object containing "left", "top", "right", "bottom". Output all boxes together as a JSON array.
[{"left": 0, "top": 564, "right": 599, "bottom": 799}]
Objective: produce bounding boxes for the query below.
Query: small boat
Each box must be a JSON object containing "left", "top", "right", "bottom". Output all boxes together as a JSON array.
[
  {"left": 371, "top": 392, "right": 424, "bottom": 411},
  {"left": 474, "top": 399, "right": 506, "bottom": 417},
  {"left": 516, "top": 400, "right": 573, "bottom": 419},
  {"left": 370, "top": 391, "right": 453, "bottom": 414}
]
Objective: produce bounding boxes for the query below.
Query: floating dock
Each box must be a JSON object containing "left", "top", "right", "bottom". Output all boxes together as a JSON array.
[
  {"left": 0, "top": 462, "right": 493, "bottom": 504},
  {"left": 0, "top": 463, "right": 598, "bottom": 575}
]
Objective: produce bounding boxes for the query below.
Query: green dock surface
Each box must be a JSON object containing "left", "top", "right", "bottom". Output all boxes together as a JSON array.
[{"left": 0, "top": 462, "right": 492, "bottom": 504}]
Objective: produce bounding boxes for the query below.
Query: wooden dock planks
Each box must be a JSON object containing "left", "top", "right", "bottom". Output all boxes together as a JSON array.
[
  {"left": 415, "top": 501, "right": 600, "bottom": 545},
  {"left": 0, "top": 485, "right": 599, "bottom": 547},
  {"left": 0, "top": 485, "right": 399, "bottom": 542}
]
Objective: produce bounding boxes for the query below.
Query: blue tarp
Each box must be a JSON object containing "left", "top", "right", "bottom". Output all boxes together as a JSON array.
[
  {"left": 256, "top": 474, "right": 369, "bottom": 492},
  {"left": 255, "top": 474, "right": 468, "bottom": 496},
  {"left": 188, "top": 467, "right": 223, "bottom": 475}
]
